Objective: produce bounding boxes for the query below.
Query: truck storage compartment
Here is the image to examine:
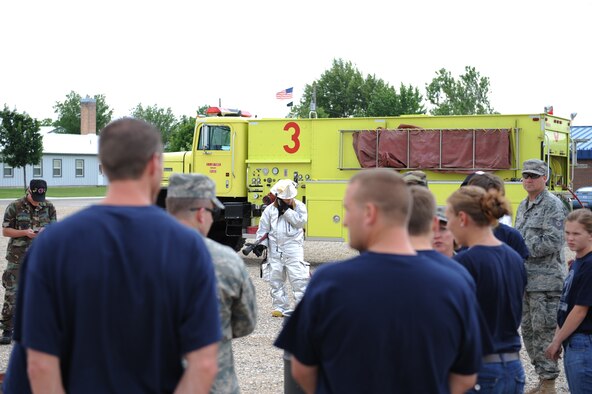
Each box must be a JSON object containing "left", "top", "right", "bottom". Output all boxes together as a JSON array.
[{"left": 352, "top": 127, "right": 511, "bottom": 171}]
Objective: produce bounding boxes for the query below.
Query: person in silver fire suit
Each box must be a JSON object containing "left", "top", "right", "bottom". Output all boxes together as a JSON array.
[{"left": 255, "top": 179, "right": 309, "bottom": 317}]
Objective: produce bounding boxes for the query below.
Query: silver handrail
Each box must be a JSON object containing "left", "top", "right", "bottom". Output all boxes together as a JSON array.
[
  {"left": 231, "top": 130, "right": 236, "bottom": 178},
  {"left": 544, "top": 133, "right": 551, "bottom": 179}
]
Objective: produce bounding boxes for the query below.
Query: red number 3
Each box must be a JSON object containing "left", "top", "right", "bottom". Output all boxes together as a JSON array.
[{"left": 283, "top": 122, "right": 300, "bottom": 154}]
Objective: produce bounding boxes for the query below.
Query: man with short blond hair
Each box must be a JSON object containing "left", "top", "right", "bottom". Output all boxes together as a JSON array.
[
  {"left": 4, "top": 118, "right": 221, "bottom": 393},
  {"left": 275, "top": 169, "right": 482, "bottom": 394}
]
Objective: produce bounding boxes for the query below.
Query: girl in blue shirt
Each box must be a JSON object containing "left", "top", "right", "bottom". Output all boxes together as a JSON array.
[
  {"left": 546, "top": 209, "right": 592, "bottom": 394},
  {"left": 446, "top": 186, "right": 527, "bottom": 394}
]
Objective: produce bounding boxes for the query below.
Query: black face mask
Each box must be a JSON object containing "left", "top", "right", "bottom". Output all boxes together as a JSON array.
[{"left": 277, "top": 198, "right": 290, "bottom": 216}]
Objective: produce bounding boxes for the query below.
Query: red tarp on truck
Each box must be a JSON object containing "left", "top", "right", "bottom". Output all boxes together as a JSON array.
[{"left": 352, "top": 126, "right": 511, "bottom": 171}]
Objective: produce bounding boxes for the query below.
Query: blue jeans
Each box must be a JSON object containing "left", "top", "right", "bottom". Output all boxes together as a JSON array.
[
  {"left": 564, "top": 333, "right": 592, "bottom": 394},
  {"left": 467, "top": 359, "right": 525, "bottom": 394}
]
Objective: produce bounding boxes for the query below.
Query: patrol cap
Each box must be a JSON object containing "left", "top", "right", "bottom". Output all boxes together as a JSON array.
[
  {"left": 271, "top": 179, "right": 298, "bottom": 199},
  {"left": 522, "top": 159, "right": 547, "bottom": 176},
  {"left": 436, "top": 206, "right": 448, "bottom": 223},
  {"left": 167, "top": 173, "right": 224, "bottom": 209},
  {"left": 402, "top": 171, "right": 428, "bottom": 187},
  {"left": 29, "top": 179, "right": 47, "bottom": 202}
]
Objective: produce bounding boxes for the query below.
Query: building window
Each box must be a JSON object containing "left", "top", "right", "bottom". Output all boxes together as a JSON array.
[
  {"left": 53, "top": 159, "right": 62, "bottom": 177},
  {"left": 3, "top": 164, "right": 13, "bottom": 178},
  {"left": 33, "top": 162, "right": 42, "bottom": 177},
  {"left": 75, "top": 159, "right": 84, "bottom": 177}
]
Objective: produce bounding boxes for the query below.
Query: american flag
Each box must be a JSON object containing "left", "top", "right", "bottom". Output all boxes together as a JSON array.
[{"left": 276, "top": 87, "right": 293, "bottom": 100}]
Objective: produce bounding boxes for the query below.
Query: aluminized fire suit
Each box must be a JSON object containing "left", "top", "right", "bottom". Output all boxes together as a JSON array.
[{"left": 256, "top": 199, "right": 309, "bottom": 315}]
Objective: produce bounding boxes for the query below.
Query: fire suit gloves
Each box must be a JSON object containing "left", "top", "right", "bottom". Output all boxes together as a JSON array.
[
  {"left": 277, "top": 199, "right": 290, "bottom": 216},
  {"left": 253, "top": 244, "right": 267, "bottom": 257}
]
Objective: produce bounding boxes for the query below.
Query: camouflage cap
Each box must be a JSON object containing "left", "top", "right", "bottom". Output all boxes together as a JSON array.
[
  {"left": 522, "top": 159, "right": 547, "bottom": 176},
  {"left": 168, "top": 173, "right": 224, "bottom": 209},
  {"left": 402, "top": 170, "right": 428, "bottom": 187},
  {"left": 436, "top": 206, "right": 447, "bottom": 223}
]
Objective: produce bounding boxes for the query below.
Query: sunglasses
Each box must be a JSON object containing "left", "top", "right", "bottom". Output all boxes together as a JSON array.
[
  {"left": 522, "top": 173, "right": 542, "bottom": 180},
  {"left": 189, "top": 206, "right": 222, "bottom": 220}
]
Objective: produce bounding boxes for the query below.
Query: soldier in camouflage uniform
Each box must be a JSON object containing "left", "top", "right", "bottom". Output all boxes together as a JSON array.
[
  {"left": 1, "top": 179, "right": 56, "bottom": 344},
  {"left": 515, "top": 159, "right": 567, "bottom": 394},
  {"left": 166, "top": 173, "right": 257, "bottom": 394}
]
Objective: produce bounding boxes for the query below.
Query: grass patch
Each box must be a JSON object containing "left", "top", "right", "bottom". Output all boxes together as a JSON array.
[{"left": 0, "top": 186, "right": 107, "bottom": 199}]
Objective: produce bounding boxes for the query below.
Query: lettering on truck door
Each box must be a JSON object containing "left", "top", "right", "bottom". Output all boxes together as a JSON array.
[{"left": 195, "top": 123, "right": 234, "bottom": 194}]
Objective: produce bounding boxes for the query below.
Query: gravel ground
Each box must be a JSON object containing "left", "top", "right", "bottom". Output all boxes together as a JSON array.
[{"left": 0, "top": 199, "right": 571, "bottom": 393}]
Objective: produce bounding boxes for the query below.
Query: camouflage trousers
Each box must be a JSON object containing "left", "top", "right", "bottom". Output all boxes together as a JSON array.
[
  {"left": 1, "top": 255, "right": 23, "bottom": 332},
  {"left": 211, "top": 340, "right": 240, "bottom": 394},
  {"left": 522, "top": 291, "right": 561, "bottom": 380}
]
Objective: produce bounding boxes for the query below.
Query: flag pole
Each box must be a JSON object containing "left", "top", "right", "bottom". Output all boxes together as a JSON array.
[{"left": 309, "top": 83, "right": 317, "bottom": 119}]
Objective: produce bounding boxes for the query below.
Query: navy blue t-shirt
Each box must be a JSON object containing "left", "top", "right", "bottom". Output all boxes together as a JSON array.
[
  {"left": 418, "top": 250, "right": 475, "bottom": 290},
  {"left": 457, "top": 224, "right": 529, "bottom": 260},
  {"left": 275, "top": 252, "right": 482, "bottom": 393},
  {"left": 454, "top": 244, "right": 526, "bottom": 354},
  {"left": 557, "top": 251, "right": 592, "bottom": 334},
  {"left": 493, "top": 223, "right": 530, "bottom": 260},
  {"left": 3, "top": 205, "right": 221, "bottom": 393}
]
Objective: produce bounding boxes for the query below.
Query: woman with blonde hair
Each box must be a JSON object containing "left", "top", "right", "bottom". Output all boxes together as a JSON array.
[
  {"left": 446, "top": 186, "right": 527, "bottom": 393},
  {"left": 546, "top": 209, "right": 592, "bottom": 393}
]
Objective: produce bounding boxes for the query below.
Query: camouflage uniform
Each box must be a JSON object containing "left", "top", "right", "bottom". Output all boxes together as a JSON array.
[
  {"left": 1, "top": 196, "right": 56, "bottom": 332},
  {"left": 515, "top": 189, "right": 567, "bottom": 380},
  {"left": 204, "top": 237, "right": 257, "bottom": 394}
]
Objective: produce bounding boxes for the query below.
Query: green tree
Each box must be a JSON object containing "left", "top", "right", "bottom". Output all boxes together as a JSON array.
[
  {"left": 396, "top": 84, "right": 426, "bottom": 116},
  {"left": 293, "top": 58, "right": 425, "bottom": 118},
  {"left": 167, "top": 105, "right": 209, "bottom": 152},
  {"left": 130, "top": 104, "right": 178, "bottom": 148},
  {"left": 53, "top": 91, "right": 113, "bottom": 134},
  {"left": 426, "top": 66, "right": 494, "bottom": 115},
  {"left": 168, "top": 116, "right": 196, "bottom": 152},
  {"left": 0, "top": 107, "right": 43, "bottom": 190},
  {"left": 293, "top": 59, "right": 365, "bottom": 118}
]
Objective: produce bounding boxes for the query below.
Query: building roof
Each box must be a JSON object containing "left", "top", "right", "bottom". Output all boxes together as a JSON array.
[
  {"left": 571, "top": 126, "right": 592, "bottom": 159},
  {"left": 43, "top": 133, "right": 99, "bottom": 155}
]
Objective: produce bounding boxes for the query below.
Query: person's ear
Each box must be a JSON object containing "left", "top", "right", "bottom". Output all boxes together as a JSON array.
[
  {"left": 147, "top": 154, "right": 161, "bottom": 176},
  {"left": 365, "top": 203, "right": 378, "bottom": 225},
  {"left": 194, "top": 208, "right": 207, "bottom": 224},
  {"left": 458, "top": 211, "right": 468, "bottom": 227}
]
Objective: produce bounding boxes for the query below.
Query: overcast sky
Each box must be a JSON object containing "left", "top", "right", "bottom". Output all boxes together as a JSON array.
[{"left": 2, "top": 0, "right": 591, "bottom": 125}]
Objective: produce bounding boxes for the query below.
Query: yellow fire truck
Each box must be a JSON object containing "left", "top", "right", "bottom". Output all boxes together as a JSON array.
[{"left": 159, "top": 107, "right": 575, "bottom": 249}]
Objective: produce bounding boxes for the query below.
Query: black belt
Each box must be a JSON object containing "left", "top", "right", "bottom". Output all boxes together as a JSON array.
[{"left": 482, "top": 352, "right": 520, "bottom": 363}]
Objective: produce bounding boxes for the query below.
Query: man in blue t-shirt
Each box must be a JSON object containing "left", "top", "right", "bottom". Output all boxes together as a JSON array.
[
  {"left": 274, "top": 169, "right": 482, "bottom": 394},
  {"left": 407, "top": 185, "right": 475, "bottom": 286},
  {"left": 3, "top": 118, "right": 221, "bottom": 393}
]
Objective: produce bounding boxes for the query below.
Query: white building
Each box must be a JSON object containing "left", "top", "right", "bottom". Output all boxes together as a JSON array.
[{"left": 1, "top": 127, "right": 106, "bottom": 188}]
